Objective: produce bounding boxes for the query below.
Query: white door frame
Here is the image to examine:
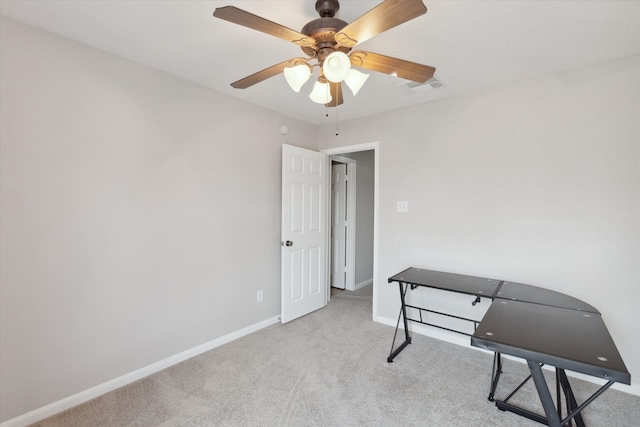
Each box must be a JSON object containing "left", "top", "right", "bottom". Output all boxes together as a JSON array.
[
  {"left": 330, "top": 156, "right": 357, "bottom": 291},
  {"left": 321, "top": 142, "right": 379, "bottom": 321}
]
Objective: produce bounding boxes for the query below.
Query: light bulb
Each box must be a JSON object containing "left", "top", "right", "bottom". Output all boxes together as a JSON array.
[
  {"left": 309, "top": 80, "right": 332, "bottom": 104},
  {"left": 344, "top": 69, "right": 369, "bottom": 96},
  {"left": 284, "top": 64, "right": 311, "bottom": 92},
  {"left": 322, "top": 52, "right": 351, "bottom": 83}
]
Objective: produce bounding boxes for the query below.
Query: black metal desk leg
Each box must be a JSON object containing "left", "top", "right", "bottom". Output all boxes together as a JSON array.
[
  {"left": 488, "top": 352, "right": 503, "bottom": 401},
  {"left": 527, "top": 360, "right": 562, "bottom": 427},
  {"left": 399, "top": 282, "right": 410, "bottom": 340},
  {"left": 387, "top": 282, "right": 412, "bottom": 362},
  {"left": 557, "top": 368, "right": 585, "bottom": 427}
]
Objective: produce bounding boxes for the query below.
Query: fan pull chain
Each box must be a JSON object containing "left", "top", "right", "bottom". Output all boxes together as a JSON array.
[{"left": 335, "top": 106, "right": 339, "bottom": 136}]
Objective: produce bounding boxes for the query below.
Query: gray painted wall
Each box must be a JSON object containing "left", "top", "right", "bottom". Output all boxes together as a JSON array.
[
  {"left": 318, "top": 54, "right": 640, "bottom": 393},
  {"left": 0, "top": 17, "right": 316, "bottom": 422}
]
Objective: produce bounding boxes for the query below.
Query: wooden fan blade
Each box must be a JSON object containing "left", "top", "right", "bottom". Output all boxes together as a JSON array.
[
  {"left": 231, "top": 58, "right": 308, "bottom": 89},
  {"left": 213, "top": 6, "right": 315, "bottom": 47},
  {"left": 325, "top": 82, "right": 344, "bottom": 108},
  {"left": 334, "top": 0, "right": 427, "bottom": 48},
  {"left": 350, "top": 51, "right": 435, "bottom": 83}
]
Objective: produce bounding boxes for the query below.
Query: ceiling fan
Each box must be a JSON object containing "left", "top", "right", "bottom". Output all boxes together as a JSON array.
[{"left": 213, "top": 0, "right": 436, "bottom": 108}]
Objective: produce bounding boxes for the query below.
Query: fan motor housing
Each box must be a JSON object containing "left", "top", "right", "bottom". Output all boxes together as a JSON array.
[{"left": 300, "top": 18, "right": 350, "bottom": 58}]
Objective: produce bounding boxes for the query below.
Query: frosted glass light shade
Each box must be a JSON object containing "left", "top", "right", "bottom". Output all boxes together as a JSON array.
[
  {"left": 322, "top": 52, "right": 351, "bottom": 83},
  {"left": 309, "top": 80, "right": 332, "bottom": 104},
  {"left": 344, "top": 69, "right": 369, "bottom": 96},
  {"left": 284, "top": 64, "right": 311, "bottom": 92}
]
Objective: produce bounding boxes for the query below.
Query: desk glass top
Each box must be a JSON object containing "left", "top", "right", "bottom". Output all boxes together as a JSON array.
[
  {"left": 472, "top": 300, "right": 630, "bottom": 384},
  {"left": 496, "top": 281, "right": 599, "bottom": 313},
  {"left": 388, "top": 267, "right": 501, "bottom": 298}
]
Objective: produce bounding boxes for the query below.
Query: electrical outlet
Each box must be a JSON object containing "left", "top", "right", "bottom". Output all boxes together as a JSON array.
[
  {"left": 397, "top": 201, "right": 409, "bottom": 213},
  {"left": 257, "top": 290, "right": 264, "bottom": 302}
]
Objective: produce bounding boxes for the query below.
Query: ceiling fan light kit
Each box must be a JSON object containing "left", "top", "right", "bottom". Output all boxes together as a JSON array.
[
  {"left": 343, "top": 68, "right": 369, "bottom": 96},
  {"left": 283, "top": 64, "right": 312, "bottom": 92},
  {"left": 213, "top": 0, "right": 436, "bottom": 109},
  {"left": 309, "top": 79, "right": 332, "bottom": 104},
  {"left": 322, "top": 51, "right": 351, "bottom": 83}
]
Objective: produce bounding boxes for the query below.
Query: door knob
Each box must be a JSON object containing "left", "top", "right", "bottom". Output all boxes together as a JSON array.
[{"left": 282, "top": 240, "right": 293, "bottom": 247}]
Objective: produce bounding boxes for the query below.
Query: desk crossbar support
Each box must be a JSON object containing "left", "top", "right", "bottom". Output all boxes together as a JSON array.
[
  {"left": 526, "top": 361, "right": 612, "bottom": 427},
  {"left": 387, "top": 282, "right": 486, "bottom": 361},
  {"left": 492, "top": 360, "right": 612, "bottom": 427},
  {"left": 405, "top": 304, "right": 481, "bottom": 335},
  {"left": 407, "top": 318, "right": 473, "bottom": 337},
  {"left": 561, "top": 379, "right": 613, "bottom": 427}
]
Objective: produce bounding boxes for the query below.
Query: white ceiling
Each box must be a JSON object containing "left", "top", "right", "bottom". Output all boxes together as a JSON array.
[{"left": 2, "top": 0, "right": 640, "bottom": 125}]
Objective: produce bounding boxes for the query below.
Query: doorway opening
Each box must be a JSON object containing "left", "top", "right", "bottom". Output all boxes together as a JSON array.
[
  {"left": 330, "top": 156, "right": 355, "bottom": 291},
  {"left": 323, "top": 143, "right": 378, "bottom": 320}
]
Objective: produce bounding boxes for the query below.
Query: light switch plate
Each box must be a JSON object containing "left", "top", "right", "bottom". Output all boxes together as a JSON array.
[{"left": 397, "top": 201, "right": 409, "bottom": 213}]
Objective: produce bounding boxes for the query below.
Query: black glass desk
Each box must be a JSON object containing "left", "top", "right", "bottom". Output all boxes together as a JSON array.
[
  {"left": 473, "top": 300, "right": 630, "bottom": 426},
  {"left": 387, "top": 267, "right": 501, "bottom": 363},
  {"left": 388, "top": 267, "right": 630, "bottom": 427}
]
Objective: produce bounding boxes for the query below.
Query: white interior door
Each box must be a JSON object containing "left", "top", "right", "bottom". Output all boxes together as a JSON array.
[
  {"left": 281, "top": 144, "right": 327, "bottom": 323},
  {"left": 331, "top": 163, "right": 347, "bottom": 289}
]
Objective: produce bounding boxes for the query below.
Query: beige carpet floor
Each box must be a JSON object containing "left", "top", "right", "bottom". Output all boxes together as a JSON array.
[{"left": 31, "top": 284, "right": 640, "bottom": 426}]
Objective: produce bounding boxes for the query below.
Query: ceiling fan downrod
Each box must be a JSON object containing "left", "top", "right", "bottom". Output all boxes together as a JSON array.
[{"left": 315, "top": 0, "right": 340, "bottom": 18}]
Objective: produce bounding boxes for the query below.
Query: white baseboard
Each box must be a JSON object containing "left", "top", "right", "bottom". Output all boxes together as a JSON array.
[
  {"left": 374, "top": 315, "right": 640, "bottom": 397},
  {"left": 354, "top": 278, "right": 373, "bottom": 290},
  {"left": 1, "top": 316, "right": 280, "bottom": 427}
]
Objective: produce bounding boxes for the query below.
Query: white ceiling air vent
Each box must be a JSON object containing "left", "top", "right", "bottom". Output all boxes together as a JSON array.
[{"left": 398, "top": 76, "right": 445, "bottom": 93}]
